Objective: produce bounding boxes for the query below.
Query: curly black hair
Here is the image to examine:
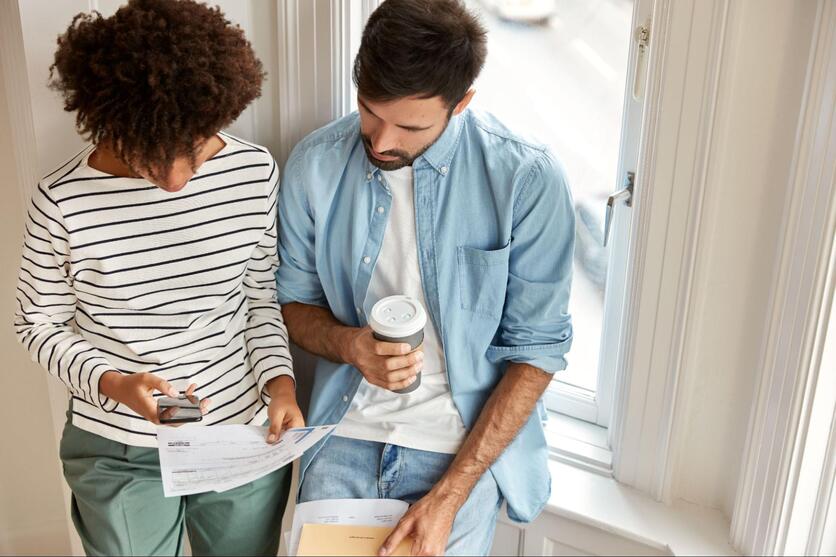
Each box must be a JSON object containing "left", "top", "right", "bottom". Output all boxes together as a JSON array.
[{"left": 49, "top": 0, "right": 265, "bottom": 179}]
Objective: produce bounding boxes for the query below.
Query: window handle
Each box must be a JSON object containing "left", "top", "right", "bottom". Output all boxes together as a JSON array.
[{"left": 604, "top": 171, "right": 634, "bottom": 247}]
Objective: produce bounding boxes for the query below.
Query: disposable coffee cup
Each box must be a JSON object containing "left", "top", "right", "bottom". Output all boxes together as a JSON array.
[{"left": 369, "top": 295, "right": 426, "bottom": 394}]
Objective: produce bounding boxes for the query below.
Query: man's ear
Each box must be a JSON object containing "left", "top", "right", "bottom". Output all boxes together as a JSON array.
[{"left": 452, "top": 89, "right": 476, "bottom": 116}]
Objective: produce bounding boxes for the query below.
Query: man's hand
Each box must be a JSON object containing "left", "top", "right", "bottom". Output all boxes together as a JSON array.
[
  {"left": 98, "top": 371, "right": 211, "bottom": 425},
  {"left": 383, "top": 363, "right": 554, "bottom": 555},
  {"left": 379, "top": 488, "right": 464, "bottom": 556},
  {"left": 265, "top": 375, "right": 305, "bottom": 443},
  {"left": 344, "top": 326, "right": 423, "bottom": 392}
]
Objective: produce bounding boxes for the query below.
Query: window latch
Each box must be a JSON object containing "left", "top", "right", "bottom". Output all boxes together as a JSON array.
[
  {"left": 604, "top": 171, "right": 634, "bottom": 247},
  {"left": 633, "top": 21, "right": 650, "bottom": 100}
]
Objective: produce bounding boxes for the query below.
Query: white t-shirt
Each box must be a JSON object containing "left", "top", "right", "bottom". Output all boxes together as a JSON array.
[{"left": 334, "top": 166, "right": 467, "bottom": 454}]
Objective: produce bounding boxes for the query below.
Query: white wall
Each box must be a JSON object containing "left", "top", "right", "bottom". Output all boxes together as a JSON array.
[
  {"left": 670, "top": 0, "right": 819, "bottom": 516},
  {"left": 0, "top": 118, "right": 74, "bottom": 556},
  {"left": 0, "top": 2, "right": 75, "bottom": 553}
]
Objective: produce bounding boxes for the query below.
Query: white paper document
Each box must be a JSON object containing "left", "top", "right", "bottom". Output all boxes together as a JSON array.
[
  {"left": 157, "top": 424, "right": 335, "bottom": 497},
  {"left": 289, "top": 498, "right": 409, "bottom": 557}
]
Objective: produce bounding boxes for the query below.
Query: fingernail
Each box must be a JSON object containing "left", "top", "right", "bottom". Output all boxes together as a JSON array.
[
  {"left": 267, "top": 434, "right": 277, "bottom": 443},
  {"left": 417, "top": 352, "right": 424, "bottom": 361}
]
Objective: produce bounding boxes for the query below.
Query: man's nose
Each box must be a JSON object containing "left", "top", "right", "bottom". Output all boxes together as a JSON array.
[{"left": 370, "top": 125, "right": 399, "bottom": 155}]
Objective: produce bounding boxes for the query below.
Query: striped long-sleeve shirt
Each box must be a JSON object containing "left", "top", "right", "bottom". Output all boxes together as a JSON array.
[{"left": 14, "top": 132, "right": 293, "bottom": 447}]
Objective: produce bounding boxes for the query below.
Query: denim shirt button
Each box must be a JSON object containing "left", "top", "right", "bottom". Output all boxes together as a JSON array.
[
  {"left": 366, "top": 172, "right": 372, "bottom": 181},
  {"left": 363, "top": 256, "right": 371, "bottom": 264},
  {"left": 377, "top": 206, "right": 385, "bottom": 214},
  {"left": 440, "top": 165, "right": 448, "bottom": 175},
  {"left": 342, "top": 395, "right": 349, "bottom": 402}
]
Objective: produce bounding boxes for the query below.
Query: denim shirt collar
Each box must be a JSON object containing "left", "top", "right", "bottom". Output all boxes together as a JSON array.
[{"left": 363, "top": 111, "right": 466, "bottom": 178}]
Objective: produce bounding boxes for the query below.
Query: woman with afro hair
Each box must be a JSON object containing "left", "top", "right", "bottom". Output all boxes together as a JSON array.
[{"left": 14, "top": 1, "right": 301, "bottom": 554}]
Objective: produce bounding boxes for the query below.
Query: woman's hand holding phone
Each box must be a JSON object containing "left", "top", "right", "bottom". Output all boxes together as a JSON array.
[{"left": 99, "top": 371, "right": 211, "bottom": 425}]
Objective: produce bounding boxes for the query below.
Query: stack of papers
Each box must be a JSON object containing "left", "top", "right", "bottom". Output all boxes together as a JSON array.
[
  {"left": 157, "top": 424, "right": 335, "bottom": 497},
  {"left": 289, "top": 499, "right": 410, "bottom": 557}
]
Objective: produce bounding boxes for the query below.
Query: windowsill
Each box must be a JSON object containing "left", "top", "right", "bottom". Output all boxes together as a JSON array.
[
  {"left": 544, "top": 411, "right": 613, "bottom": 475},
  {"left": 539, "top": 414, "right": 735, "bottom": 555},
  {"left": 541, "top": 460, "right": 737, "bottom": 555}
]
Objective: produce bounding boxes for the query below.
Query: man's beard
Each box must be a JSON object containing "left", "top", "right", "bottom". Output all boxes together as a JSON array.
[{"left": 361, "top": 134, "right": 435, "bottom": 171}]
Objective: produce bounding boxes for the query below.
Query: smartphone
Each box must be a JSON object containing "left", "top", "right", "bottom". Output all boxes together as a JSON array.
[{"left": 157, "top": 394, "right": 203, "bottom": 424}]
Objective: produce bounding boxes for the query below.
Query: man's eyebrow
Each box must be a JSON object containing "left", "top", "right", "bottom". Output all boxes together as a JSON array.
[{"left": 358, "top": 98, "right": 434, "bottom": 131}]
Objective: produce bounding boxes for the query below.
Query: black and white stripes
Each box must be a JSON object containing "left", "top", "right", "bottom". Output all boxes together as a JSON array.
[{"left": 14, "top": 133, "right": 293, "bottom": 446}]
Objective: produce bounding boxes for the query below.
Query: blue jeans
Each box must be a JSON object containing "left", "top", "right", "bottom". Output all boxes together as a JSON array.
[{"left": 299, "top": 435, "right": 503, "bottom": 556}]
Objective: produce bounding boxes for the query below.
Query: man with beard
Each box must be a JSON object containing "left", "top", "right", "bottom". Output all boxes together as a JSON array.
[{"left": 277, "top": 0, "right": 574, "bottom": 554}]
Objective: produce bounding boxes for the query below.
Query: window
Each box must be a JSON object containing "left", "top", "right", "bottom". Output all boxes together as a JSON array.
[{"left": 464, "top": 0, "right": 635, "bottom": 426}]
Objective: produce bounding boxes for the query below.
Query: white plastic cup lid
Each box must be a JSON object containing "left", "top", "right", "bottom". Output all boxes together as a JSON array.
[{"left": 369, "top": 295, "right": 427, "bottom": 338}]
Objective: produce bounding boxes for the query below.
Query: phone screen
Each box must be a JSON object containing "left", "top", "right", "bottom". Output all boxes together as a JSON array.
[{"left": 157, "top": 394, "right": 202, "bottom": 424}]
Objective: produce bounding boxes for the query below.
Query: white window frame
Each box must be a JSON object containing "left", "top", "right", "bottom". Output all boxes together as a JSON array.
[
  {"left": 543, "top": 0, "right": 653, "bottom": 429},
  {"left": 547, "top": 0, "right": 737, "bottom": 496},
  {"left": 275, "top": 0, "right": 380, "bottom": 167},
  {"left": 731, "top": 2, "right": 836, "bottom": 554},
  {"left": 607, "top": 0, "right": 735, "bottom": 501}
]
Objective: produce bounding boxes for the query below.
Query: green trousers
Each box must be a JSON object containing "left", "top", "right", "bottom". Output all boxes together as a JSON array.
[{"left": 59, "top": 416, "right": 291, "bottom": 556}]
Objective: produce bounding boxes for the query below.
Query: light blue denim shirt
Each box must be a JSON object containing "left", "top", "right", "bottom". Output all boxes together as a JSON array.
[{"left": 276, "top": 109, "right": 574, "bottom": 523}]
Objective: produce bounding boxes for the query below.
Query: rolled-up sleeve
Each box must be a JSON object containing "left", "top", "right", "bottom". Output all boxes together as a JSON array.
[
  {"left": 275, "top": 145, "right": 328, "bottom": 307},
  {"left": 486, "top": 151, "right": 574, "bottom": 373}
]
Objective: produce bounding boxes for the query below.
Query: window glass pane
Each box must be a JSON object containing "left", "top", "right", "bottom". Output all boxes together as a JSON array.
[{"left": 465, "top": 0, "right": 633, "bottom": 393}]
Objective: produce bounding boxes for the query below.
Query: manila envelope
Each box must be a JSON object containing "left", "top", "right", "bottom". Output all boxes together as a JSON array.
[{"left": 297, "top": 523, "right": 413, "bottom": 556}]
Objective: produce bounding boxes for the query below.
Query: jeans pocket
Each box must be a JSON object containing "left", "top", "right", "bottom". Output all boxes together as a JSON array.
[{"left": 456, "top": 243, "right": 510, "bottom": 319}]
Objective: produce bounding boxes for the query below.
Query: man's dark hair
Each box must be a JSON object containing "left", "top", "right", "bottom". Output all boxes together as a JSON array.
[
  {"left": 49, "top": 0, "right": 265, "bottom": 178},
  {"left": 353, "top": 0, "right": 487, "bottom": 108}
]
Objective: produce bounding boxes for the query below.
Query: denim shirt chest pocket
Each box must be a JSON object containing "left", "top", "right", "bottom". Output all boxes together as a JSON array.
[{"left": 456, "top": 242, "right": 511, "bottom": 319}]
